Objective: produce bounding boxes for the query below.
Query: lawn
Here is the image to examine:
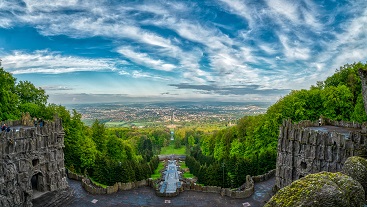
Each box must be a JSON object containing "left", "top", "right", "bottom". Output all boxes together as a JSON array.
[
  {"left": 160, "top": 144, "right": 186, "bottom": 155},
  {"left": 180, "top": 162, "right": 195, "bottom": 179},
  {"left": 183, "top": 172, "right": 194, "bottom": 178},
  {"left": 151, "top": 161, "right": 165, "bottom": 180},
  {"left": 90, "top": 177, "right": 108, "bottom": 188}
]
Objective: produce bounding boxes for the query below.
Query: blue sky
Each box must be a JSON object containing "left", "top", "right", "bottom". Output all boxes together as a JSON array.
[{"left": 1, "top": 0, "right": 367, "bottom": 104}]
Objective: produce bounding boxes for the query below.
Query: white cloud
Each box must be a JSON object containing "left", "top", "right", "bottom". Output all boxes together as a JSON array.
[
  {"left": 218, "top": 0, "right": 255, "bottom": 28},
  {"left": 266, "top": 0, "right": 300, "bottom": 24},
  {"left": 23, "top": 0, "right": 81, "bottom": 12},
  {"left": 258, "top": 43, "right": 277, "bottom": 55},
  {"left": 278, "top": 34, "right": 310, "bottom": 61},
  {"left": 310, "top": 1, "right": 367, "bottom": 79},
  {"left": 2, "top": 50, "right": 118, "bottom": 74},
  {"left": 117, "top": 47, "right": 175, "bottom": 72}
]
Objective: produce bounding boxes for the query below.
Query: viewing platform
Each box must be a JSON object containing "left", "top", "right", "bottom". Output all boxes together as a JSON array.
[{"left": 307, "top": 125, "right": 362, "bottom": 139}]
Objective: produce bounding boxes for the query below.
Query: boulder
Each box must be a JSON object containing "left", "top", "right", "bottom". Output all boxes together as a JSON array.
[
  {"left": 342, "top": 156, "right": 367, "bottom": 198},
  {"left": 265, "top": 172, "right": 365, "bottom": 207}
]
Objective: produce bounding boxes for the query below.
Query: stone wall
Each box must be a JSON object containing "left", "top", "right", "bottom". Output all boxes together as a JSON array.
[
  {"left": 80, "top": 178, "right": 149, "bottom": 195},
  {"left": 158, "top": 155, "right": 186, "bottom": 161},
  {"left": 72, "top": 167, "right": 275, "bottom": 199},
  {"left": 275, "top": 118, "right": 367, "bottom": 190},
  {"left": 0, "top": 119, "right": 68, "bottom": 207},
  {"left": 77, "top": 172, "right": 260, "bottom": 199},
  {"left": 179, "top": 174, "right": 255, "bottom": 199},
  {"left": 66, "top": 170, "right": 85, "bottom": 181},
  {"left": 252, "top": 169, "right": 275, "bottom": 183}
]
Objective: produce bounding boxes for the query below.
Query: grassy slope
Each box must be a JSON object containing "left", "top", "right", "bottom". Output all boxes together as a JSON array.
[
  {"left": 151, "top": 161, "right": 165, "bottom": 180},
  {"left": 160, "top": 144, "right": 186, "bottom": 155}
]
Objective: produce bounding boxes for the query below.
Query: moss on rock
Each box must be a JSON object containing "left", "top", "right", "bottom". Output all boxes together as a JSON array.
[
  {"left": 265, "top": 172, "right": 365, "bottom": 207},
  {"left": 342, "top": 156, "right": 367, "bottom": 198}
]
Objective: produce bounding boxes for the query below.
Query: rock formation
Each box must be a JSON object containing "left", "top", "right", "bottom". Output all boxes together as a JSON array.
[
  {"left": 342, "top": 156, "right": 367, "bottom": 199},
  {"left": 265, "top": 172, "right": 365, "bottom": 207},
  {"left": 275, "top": 118, "right": 366, "bottom": 190},
  {"left": 0, "top": 119, "right": 69, "bottom": 207}
]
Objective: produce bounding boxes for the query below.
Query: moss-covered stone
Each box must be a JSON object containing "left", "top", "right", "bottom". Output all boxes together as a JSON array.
[
  {"left": 342, "top": 156, "right": 367, "bottom": 198},
  {"left": 265, "top": 172, "right": 365, "bottom": 207}
]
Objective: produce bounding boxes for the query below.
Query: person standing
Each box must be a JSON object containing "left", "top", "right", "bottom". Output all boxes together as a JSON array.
[{"left": 1, "top": 124, "right": 6, "bottom": 131}]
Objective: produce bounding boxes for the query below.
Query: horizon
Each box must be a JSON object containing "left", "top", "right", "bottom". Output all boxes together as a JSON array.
[{"left": 1, "top": 1, "right": 367, "bottom": 105}]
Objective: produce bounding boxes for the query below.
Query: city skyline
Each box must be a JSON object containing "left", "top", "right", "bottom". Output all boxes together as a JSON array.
[{"left": 1, "top": 0, "right": 367, "bottom": 104}]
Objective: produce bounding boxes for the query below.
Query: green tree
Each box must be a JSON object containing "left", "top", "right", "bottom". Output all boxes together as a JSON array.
[
  {"left": 15, "top": 80, "right": 48, "bottom": 106},
  {"left": 321, "top": 85, "right": 353, "bottom": 120},
  {"left": 91, "top": 119, "right": 107, "bottom": 152},
  {"left": 0, "top": 68, "right": 19, "bottom": 120}
]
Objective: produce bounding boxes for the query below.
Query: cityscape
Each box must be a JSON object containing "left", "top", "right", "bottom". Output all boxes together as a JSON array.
[{"left": 66, "top": 101, "right": 271, "bottom": 127}]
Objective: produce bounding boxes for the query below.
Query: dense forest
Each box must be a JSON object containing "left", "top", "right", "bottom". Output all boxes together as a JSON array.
[
  {"left": 1, "top": 62, "right": 366, "bottom": 188},
  {"left": 184, "top": 62, "right": 367, "bottom": 188}
]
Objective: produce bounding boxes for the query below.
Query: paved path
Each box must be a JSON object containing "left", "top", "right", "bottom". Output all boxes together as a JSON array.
[{"left": 67, "top": 177, "right": 274, "bottom": 207}]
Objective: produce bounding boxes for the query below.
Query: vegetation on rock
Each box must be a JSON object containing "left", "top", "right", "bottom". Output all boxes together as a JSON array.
[
  {"left": 342, "top": 156, "right": 367, "bottom": 199},
  {"left": 265, "top": 172, "right": 365, "bottom": 207}
]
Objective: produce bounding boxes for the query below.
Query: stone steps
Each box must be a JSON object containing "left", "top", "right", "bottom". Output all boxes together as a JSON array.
[{"left": 32, "top": 188, "right": 74, "bottom": 207}]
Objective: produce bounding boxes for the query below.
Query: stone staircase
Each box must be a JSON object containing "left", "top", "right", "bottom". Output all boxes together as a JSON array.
[{"left": 32, "top": 187, "right": 74, "bottom": 207}]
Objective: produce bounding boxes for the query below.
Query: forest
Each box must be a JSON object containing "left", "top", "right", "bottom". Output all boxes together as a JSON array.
[{"left": 0, "top": 62, "right": 366, "bottom": 188}]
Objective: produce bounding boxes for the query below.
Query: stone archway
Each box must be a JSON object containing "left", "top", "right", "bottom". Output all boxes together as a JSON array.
[{"left": 31, "top": 172, "right": 45, "bottom": 199}]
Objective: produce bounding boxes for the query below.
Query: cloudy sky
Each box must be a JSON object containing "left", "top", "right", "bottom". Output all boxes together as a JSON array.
[{"left": 1, "top": 0, "right": 367, "bottom": 104}]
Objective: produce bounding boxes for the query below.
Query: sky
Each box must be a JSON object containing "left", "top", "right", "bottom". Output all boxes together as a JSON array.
[{"left": 1, "top": 0, "right": 367, "bottom": 104}]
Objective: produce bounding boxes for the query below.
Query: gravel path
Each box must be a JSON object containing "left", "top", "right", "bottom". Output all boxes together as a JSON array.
[{"left": 67, "top": 177, "right": 275, "bottom": 207}]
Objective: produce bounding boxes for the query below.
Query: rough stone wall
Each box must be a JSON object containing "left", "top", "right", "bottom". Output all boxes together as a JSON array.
[
  {"left": 275, "top": 119, "right": 367, "bottom": 190},
  {"left": 0, "top": 119, "right": 68, "bottom": 207},
  {"left": 359, "top": 68, "right": 367, "bottom": 115},
  {"left": 80, "top": 178, "right": 149, "bottom": 195}
]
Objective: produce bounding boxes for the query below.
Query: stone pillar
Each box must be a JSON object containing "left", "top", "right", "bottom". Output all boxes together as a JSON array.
[{"left": 358, "top": 68, "right": 367, "bottom": 115}]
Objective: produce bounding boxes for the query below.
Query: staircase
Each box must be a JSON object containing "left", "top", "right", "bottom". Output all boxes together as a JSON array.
[{"left": 32, "top": 188, "right": 74, "bottom": 207}]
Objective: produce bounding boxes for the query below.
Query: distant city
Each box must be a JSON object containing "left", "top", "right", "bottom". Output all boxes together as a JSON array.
[{"left": 66, "top": 101, "right": 272, "bottom": 127}]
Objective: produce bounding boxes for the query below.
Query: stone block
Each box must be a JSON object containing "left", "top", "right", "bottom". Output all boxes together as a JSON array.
[
  {"left": 316, "top": 132, "right": 324, "bottom": 146},
  {"left": 298, "top": 144, "right": 305, "bottom": 158},
  {"left": 287, "top": 140, "right": 294, "bottom": 153},
  {"left": 281, "top": 137, "right": 288, "bottom": 152},
  {"left": 285, "top": 153, "right": 293, "bottom": 166},
  {"left": 289, "top": 129, "right": 295, "bottom": 140},
  {"left": 50, "top": 184, "right": 57, "bottom": 191},
  {"left": 18, "top": 159, "right": 28, "bottom": 173},
  {"left": 345, "top": 140, "right": 354, "bottom": 150},
  {"left": 294, "top": 141, "right": 300, "bottom": 155},
  {"left": 320, "top": 162, "right": 329, "bottom": 171},
  {"left": 309, "top": 145, "right": 316, "bottom": 159},
  {"left": 317, "top": 144, "right": 324, "bottom": 160},
  {"left": 309, "top": 131, "right": 317, "bottom": 145},
  {"left": 305, "top": 145, "right": 312, "bottom": 158},
  {"left": 326, "top": 146, "right": 333, "bottom": 162},
  {"left": 328, "top": 162, "right": 337, "bottom": 172},
  {"left": 310, "top": 159, "right": 320, "bottom": 173}
]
